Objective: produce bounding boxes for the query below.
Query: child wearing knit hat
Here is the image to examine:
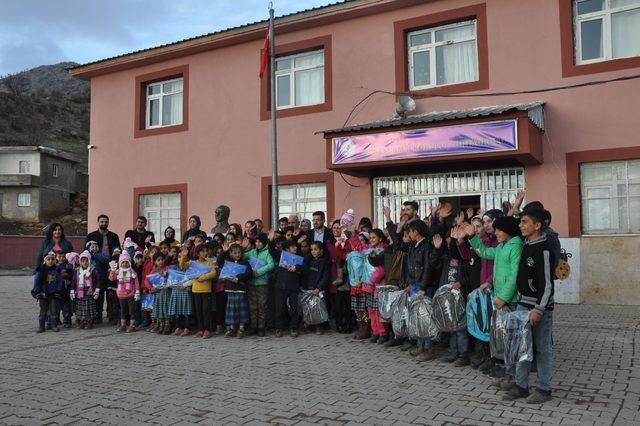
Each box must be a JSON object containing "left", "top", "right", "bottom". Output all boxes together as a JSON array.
[
  {"left": 108, "top": 252, "right": 141, "bottom": 332},
  {"left": 71, "top": 251, "right": 101, "bottom": 329}
]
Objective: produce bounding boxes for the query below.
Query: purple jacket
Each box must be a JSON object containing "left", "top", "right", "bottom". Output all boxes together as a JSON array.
[{"left": 457, "top": 233, "right": 498, "bottom": 286}]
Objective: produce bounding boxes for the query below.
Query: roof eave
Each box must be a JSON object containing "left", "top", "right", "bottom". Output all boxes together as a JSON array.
[{"left": 69, "top": 0, "right": 426, "bottom": 80}]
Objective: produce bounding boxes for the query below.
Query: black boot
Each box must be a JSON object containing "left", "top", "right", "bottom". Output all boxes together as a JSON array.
[
  {"left": 37, "top": 316, "right": 46, "bottom": 333},
  {"left": 49, "top": 316, "right": 60, "bottom": 332}
]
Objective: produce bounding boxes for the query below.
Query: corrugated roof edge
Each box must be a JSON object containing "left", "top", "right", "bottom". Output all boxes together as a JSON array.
[
  {"left": 316, "top": 102, "right": 546, "bottom": 136},
  {"left": 68, "top": 0, "right": 357, "bottom": 73}
]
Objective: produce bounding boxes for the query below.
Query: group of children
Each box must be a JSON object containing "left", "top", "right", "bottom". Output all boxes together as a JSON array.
[{"left": 32, "top": 197, "right": 558, "bottom": 404}]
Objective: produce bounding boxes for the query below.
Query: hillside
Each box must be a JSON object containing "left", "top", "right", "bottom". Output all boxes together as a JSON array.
[{"left": 0, "top": 62, "right": 89, "bottom": 169}]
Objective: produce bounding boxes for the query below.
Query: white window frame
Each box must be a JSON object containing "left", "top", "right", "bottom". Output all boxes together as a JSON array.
[
  {"left": 18, "top": 160, "right": 30, "bottom": 174},
  {"left": 277, "top": 182, "right": 327, "bottom": 221},
  {"left": 17, "top": 193, "right": 31, "bottom": 207},
  {"left": 52, "top": 164, "right": 59, "bottom": 177},
  {"left": 408, "top": 19, "right": 478, "bottom": 91},
  {"left": 574, "top": 0, "right": 640, "bottom": 64},
  {"left": 145, "top": 77, "right": 184, "bottom": 129},
  {"left": 139, "top": 192, "right": 182, "bottom": 241},
  {"left": 275, "top": 50, "right": 325, "bottom": 110},
  {"left": 580, "top": 160, "right": 640, "bottom": 235}
]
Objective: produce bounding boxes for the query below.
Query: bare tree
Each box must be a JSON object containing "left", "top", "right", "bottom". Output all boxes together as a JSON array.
[{"left": 2, "top": 73, "right": 30, "bottom": 97}]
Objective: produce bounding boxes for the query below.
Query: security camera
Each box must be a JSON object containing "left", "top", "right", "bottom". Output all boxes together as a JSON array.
[{"left": 87, "top": 144, "right": 96, "bottom": 149}]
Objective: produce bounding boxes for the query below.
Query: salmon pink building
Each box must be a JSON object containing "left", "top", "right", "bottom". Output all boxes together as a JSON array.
[{"left": 70, "top": 0, "right": 640, "bottom": 305}]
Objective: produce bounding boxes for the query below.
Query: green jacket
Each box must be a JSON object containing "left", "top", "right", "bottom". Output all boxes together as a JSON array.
[
  {"left": 243, "top": 246, "right": 275, "bottom": 286},
  {"left": 470, "top": 235, "right": 523, "bottom": 303}
]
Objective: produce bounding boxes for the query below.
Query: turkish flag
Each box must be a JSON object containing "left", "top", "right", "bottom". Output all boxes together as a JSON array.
[{"left": 259, "top": 27, "right": 269, "bottom": 79}]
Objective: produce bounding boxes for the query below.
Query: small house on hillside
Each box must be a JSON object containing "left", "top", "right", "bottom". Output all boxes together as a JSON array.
[{"left": 0, "top": 145, "right": 87, "bottom": 221}]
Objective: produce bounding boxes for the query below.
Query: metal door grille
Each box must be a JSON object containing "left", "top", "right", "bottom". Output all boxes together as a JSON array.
[{"left": 373, "top": 168, "right": 525, "bottom": 225}]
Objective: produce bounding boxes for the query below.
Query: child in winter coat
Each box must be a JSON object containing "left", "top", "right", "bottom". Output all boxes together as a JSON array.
[
  {"left": 71, "top": 251, "right": 101, "bottom": 329},
  {"left": 302, "top": 242, "right": 330, "bottom": 334},
  {"left": 145, "top": 252, "right": 170, "bottom": 334},
  {"left": 109, "top": 252, "right": 141, "bottom": 333},
  {"left": 273, "top": 240, "right": 305, "bottom": 338},
  {"left": 179, "top": 244, "right": 217, "bottom": 338},
  {"left": 243, "top": 233, "right": 276, "bottom": 337},
  {"left": 31, "top": 251, "right": 64, "bottom": 332},
  {"left": 55, "top": 250, "right": 74, "bottom": 328},
  {"left": 217, "top": 243, "right": 253, "bottom": 338},
  {"left": 87, "top": 240, "right": 109, "bottom": 324},
  {"left": 364, "top": 229, "right": 389, "bottom": 343}
]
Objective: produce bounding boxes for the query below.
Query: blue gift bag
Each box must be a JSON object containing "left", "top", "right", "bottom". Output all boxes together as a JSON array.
[
  {"left": 248, "top": 257, "right": 269, "bottom": 278},
  {"left": 141, "top": 294, "right": 154, "bottom": 311},
  {"left": 219, "top": 261, "right": 247, "bottom": 279},
  {"left": 185, "top": 261, "right": 212, "bottom": 280},
  {"left": 166, "top": 269, "right": 188, "bottom": 286},
  {"left": 279, "top": 251, "right": 304, "bottom": 268},
  {"left": 146, "top": 273, "right": 166, "bottom": 288},
  {"left": 466, "top": 288, "right": 494, "bottom": 342},
  {"left": 346, "top": 251, "right": 365, "bottom": 287}
]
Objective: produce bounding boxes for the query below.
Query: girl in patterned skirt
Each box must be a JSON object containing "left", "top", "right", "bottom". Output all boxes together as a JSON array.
[
  {"left": 145, "top": 252, "right": 171, "bottom": 334},
  {"left": 168, "top": 261, "right": 193, "bottom": 337},
  {"left": 71, "top": 251, "right": 100, "bottom": 329}
]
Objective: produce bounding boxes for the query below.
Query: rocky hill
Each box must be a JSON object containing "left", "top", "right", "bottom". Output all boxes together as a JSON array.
[{"left": 0, "top": 62, "right": 89, "bottom": 169}]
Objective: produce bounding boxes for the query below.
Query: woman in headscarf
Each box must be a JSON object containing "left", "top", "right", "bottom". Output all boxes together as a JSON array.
[
  {"left": 161, "top": 226, "right": 180, "bottom": 247},
  {"left": 181, "top": 215, "right": 207, "bottom": 244}
]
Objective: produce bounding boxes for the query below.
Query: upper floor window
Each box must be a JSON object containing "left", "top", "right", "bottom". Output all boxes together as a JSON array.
[
  {"left": 275, "top": 50, "right": 324, "bottom": 109},
  {"left": 408, "top": 20, "right": 478, "bottom": 90},
  {"left": 52, "top": 164, "right": 59, "bottom": 177},
  {"left": 146, "top": 77, "right": 183, "bottom": 128},
  {"left": 580, "top": 159, "right": 640, "bottom": 234},
  {"left": 18, "top": 160, "right": 30, "bottom": 174},
  {"left": 575, "top": 0, "right": 640, "bottom": 64}
]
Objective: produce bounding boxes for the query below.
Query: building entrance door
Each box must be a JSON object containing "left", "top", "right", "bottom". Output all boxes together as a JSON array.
[{"left": 372, "top": 168, "right": 525, "bottom": 225}]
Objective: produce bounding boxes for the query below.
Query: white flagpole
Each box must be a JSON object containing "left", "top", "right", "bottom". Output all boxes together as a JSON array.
[{"left": 269, "top": 2, "right": 279, "bottom": 230}]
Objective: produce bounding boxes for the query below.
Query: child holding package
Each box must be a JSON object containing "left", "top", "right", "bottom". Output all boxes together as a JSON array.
[
  {"left": 179, "top": 244, "right": 217, "bottom": 338},
  {"left": 31, "top": 251, "right": 64, "bottom": 332},
  {"left": 217, "top": 243, "right": 253, "bottom": 338},
  {"left": 301, "top": 242, "right": 330, "bottom": 334},
  {"left": 109, "top": 252, "right": 141, "bottom": 333},
  {"left": 146, "top": 252, "right": 171, "bottom": 334},
  {"left": 71, "top": 251, "right": 101, "bottom": 329},
  {"left": 274, "top": 240, "right": 305, "bottom": 338},
  {"left": 501, "top": 208, "right": 555, "bottom": 404}
]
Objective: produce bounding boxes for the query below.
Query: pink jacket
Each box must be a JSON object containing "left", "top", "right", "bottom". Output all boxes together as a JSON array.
[{"left": 109, "top": 269, "right": 140, "bottom": 300}]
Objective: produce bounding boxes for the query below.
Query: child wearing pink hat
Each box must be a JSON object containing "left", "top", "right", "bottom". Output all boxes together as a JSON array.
[{"left": 108, "top": 252, "right": 141, "bottom": 332}]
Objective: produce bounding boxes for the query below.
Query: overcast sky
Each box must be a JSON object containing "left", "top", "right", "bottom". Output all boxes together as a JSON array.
[{"left": 0, "top": 0, "right": 336, "bottom": 75}]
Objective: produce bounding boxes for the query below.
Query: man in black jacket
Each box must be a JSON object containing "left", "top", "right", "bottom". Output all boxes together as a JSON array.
[
  {"left": 85, "top": 214, "right": 121, "bottom": 324},
  {"left": 124, "top": 216, "right": 155, "bottom": 249},
  {"left": 305, "top": 211, "right": 334, "bottom": 253},
  {"left": 85, "top": 215, "right": 121, "bottom": 257},
  {"left": 502, "top": 208, "right": 555, "bottom": 404}
]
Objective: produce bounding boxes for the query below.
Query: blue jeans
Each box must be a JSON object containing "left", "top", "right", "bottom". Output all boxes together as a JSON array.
[
  {"left": 515, "top": 305, "right": 553, "bottom": 393},
  {"left": 450, "top": 330, "right": 469, "bottom": 356},
  {"left": 409, "top": 284, "right": 433, "bottom": 347}
]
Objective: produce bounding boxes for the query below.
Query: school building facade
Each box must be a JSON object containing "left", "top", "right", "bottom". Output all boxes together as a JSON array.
[{"left": 71, "top": 0, "right": 640, "bottom": 305}]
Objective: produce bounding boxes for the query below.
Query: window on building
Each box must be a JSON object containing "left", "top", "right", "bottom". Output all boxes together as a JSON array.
[
  {"left": 580, "top": 160, "right": 640, "bottom": 234},
  {"left": 575, "top": 0, "right": 640, "bottom": 64},
  {"left": 275, "top": 50, "right": 324, "bottom": 109},
  {"left": 146, "top": 77, "right": 184, "bottom": 128},
  {"left": 139, "top": 192, "right": 181, "bottom": 240},
  {"left": 52, "top": 164, "right": 59, "bottom": 177},
  {"left": 17, "top": 193, "right": 31, "bottom": 207},
  {"left": 277, "top": 182, "right": 327, "bottom": 221},
  {"left": 408, "top": 20, "right": 478, "bottom": 90},
  {"left": 18, "top": 160, "right": 30, "bottom": 174}
]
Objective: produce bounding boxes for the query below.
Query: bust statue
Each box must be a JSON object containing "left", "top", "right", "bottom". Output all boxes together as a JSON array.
[{"left": 211, "top": 205, "right": 230, "bottom": 234}]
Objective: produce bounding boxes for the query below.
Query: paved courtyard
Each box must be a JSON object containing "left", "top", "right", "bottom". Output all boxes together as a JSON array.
[{"left": 0, "top": 276, "right": 638, "bottom": 426}]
